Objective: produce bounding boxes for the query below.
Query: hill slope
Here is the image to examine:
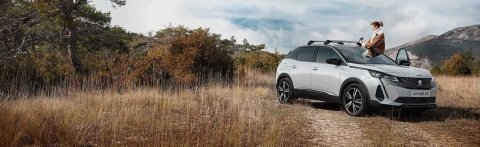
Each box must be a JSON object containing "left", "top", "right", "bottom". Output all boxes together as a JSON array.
[{"left": 385, "top": 24, "right": 480, "bottom": 69}]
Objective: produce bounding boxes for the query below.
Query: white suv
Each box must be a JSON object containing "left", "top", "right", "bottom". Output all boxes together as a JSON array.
[{"left": 275, "top": 40, "right": 437, "bottom": 116}]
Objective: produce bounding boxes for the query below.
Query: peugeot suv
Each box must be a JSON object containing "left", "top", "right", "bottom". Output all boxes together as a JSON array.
[{"left": 275, "top": 40, "right": 437, "bottom": 116}]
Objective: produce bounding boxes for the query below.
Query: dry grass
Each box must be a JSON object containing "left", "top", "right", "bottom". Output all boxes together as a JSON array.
[
  {"left": 0, "top": 70, "right": 313, "bottom": 146},
  {"left": 2, "top": 70, "right": 480, "bottom": 146},
  {"left": 361, "top": 76, "right": 480, "bottom": 146}
]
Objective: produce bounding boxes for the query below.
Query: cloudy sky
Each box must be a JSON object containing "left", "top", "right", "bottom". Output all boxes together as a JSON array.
[{"left": 91, "top": 0, "right": 480, "bottom": 54}]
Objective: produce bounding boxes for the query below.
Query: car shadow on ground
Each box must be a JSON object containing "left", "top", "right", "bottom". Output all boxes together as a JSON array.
[
  {"left": 297, "top": 99, "right": 480, "bottom": 122},
  {"left": 296, "top": 99, "right": 342, "bottom": 111},
  {"left": 372, "top": 107, "right": 480, "bottom": 122}
]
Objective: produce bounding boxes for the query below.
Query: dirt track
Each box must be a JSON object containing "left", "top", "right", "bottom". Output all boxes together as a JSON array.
[{"left": 297, "top": 100, "right": 479, "bottom": 146}]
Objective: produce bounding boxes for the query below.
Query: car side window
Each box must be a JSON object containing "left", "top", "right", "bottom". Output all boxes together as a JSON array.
[
  {"left": 315, "top": 47, "right": 340, "bottom": 63},
  {"left": 397, "top": 49, "right": 408, "bottom": 61},
  {"left": 296, "top": 47, "right": 317, "bottom": 62},
  {"left": 285, "top": 48, "right": 301, "bottom": 59}
]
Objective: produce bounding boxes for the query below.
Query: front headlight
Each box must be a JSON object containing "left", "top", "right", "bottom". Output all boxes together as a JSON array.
[
  {"left": 369, "top": 70, "right": 400, "bottom": 84},
  {"left": 369, "top": 70, "right": 392, "bottom": 79}
]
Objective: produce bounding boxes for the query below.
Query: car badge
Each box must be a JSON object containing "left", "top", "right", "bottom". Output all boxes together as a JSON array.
[{"left": 418, "top": 80, "right": 423, "bottom": 87}]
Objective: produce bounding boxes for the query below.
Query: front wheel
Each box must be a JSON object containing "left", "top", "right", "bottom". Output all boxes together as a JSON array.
[
  {"left": 277, "top": 78, "right": 294, "bottom": 104},
  {"left": 342, "top": 83, "right": 370, "bottom": 116}
]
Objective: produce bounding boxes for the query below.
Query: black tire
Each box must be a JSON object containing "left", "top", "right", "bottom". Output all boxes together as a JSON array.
[
  {"left": 342, "top": 83, "right": 370, "bottom": 116},
  {"left": 277, "top": 78, "right": 295, "bottom": 104}
]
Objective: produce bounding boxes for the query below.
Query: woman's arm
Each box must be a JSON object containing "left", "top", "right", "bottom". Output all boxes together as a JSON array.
[
  {"left": 365, "top": 34, "right": 384, "bottom": 48},
  {"left": 361, "top": 37, "right": 371, "bottom": 47}
]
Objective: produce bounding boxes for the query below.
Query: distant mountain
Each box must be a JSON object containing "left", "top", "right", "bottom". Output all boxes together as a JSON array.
[
  {"left": 436, "top": 25, "right": 480, "bottom": 41},
  {"left": 385, "top": 24, "right": 480, "bottom": 69}
]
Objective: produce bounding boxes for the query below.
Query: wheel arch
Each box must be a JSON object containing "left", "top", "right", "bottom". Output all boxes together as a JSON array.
[
  {"left": 277, "top": 73, "right": 292, "bottom": 84},
  {"left": 339, "top": 77, "right": 371, "bottom": 101},
  {"left": 277, "top": 73, "right": 295, "bottom": 90}
]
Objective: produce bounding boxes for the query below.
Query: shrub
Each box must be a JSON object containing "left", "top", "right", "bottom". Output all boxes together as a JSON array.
[
  {"left": 441, "top": 53, "right": 471, "bottom": 76},
  {"left": 430, "top": 64, "right": 444, "bottom": 75},
  {"left": 234, "top": 50, "right": 285, "bottom": 72},
  {"left": 129, "top": 47, "right": 169, "bottom": 85},
  {"left": 471, "top": 60, "right": 480, "bottom": 76},
  {"left": 161, "top": 28, "right": 234, "bottom": 84}
]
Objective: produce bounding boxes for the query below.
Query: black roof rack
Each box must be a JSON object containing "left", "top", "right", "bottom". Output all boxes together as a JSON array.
[{"left": 307, "top": 40, "right": 359, "bottom": 45}]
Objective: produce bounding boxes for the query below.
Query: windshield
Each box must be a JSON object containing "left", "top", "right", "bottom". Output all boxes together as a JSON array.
[{"left": 335, "top": 46, "right": 397, "bottom": 65}]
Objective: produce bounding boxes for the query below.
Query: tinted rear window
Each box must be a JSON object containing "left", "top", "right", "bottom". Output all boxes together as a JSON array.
[
  {"left": 285, "top": 48, "right": 301, "bottom": 59},
  {"left": 296, "top": 47, "right": 317, "bottom": 62}
]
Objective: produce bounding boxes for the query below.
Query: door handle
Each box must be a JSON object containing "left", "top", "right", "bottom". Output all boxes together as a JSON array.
[
  {"left": 312, "top": 67, "right": 318, "bottom": 71},
  {"left": 292, "top": 65, "right": 297, "bottom": 69}
]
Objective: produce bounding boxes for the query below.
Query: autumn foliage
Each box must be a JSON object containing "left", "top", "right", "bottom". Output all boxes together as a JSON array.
[
  {"left": 431, "top": 49, "right": 480, "bottom": 76},
  {"left": 441, "top": 54, "right": 470, "bottom": 75},
  {"left": 164, "top": 28, "right": 234, "bottom": 83},
  {"left": 235, "top": 49, "right": 285, "bottom": 72}
]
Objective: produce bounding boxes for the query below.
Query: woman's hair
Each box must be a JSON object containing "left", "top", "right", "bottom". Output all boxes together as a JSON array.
[{"left": 371, "top": 21, "right": 383, "bottom": 27}]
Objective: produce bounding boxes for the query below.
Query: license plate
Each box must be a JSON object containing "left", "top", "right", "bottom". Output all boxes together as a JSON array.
[{"left": 411, "top": 91, "right": 430, "bottom": 97}]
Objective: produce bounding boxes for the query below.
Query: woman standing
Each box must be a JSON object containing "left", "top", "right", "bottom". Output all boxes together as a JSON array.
[{"left": 359, "top": 21, "right": 385, "bottom": 58}]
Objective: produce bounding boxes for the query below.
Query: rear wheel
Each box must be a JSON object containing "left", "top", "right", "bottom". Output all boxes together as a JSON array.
[
  {"left": 277, "top": 78, "right": 294, "bottom": 104},
  {"left": 342, "top": 83, "right": 370, "bottom": 116}
]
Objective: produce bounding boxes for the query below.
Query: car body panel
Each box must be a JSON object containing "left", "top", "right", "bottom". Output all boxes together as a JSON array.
[
  {"left": 289, "top": 60, "right": 312, "bottom": 90},
  {"left": 275, "top": 59, "right": 292, "bottom": 82},
  {"left": 276, "top": 45, "right": 437, "bottom": 110},
  {"left": 310, "top": 62, "right": 342, "bottom": 96}
]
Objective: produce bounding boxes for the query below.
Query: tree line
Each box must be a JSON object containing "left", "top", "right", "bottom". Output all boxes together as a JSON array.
[{"left": 0, "top": 0, "right": 284, "bottom": 94}]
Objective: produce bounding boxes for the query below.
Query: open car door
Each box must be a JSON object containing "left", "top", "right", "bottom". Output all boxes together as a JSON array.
[{"left": 396, "top": 48, "right": 411, "bottom": 66}]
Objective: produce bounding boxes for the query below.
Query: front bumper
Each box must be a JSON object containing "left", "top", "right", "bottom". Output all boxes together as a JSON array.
[
  {"left": 368, "top": 100, "right": 437, "bottom": 109},
  {"left": 363, "top": 77, "right": 437, "bottom": 110}
]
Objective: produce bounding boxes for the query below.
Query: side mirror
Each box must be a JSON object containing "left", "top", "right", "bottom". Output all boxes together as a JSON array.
[
  {"left": 326, "top": 57, "right": 342, "bottom": 65},
  {"left": 398, "top": 60, "right": 411, "bottom": 66}
]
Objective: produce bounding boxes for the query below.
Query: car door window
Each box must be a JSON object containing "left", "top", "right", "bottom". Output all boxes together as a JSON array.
[
  {"left": 315, "top": 47, "right": 340, "bottom": 63},
  {"left": 396, "top": 49, "right": 409, "bottom": 62},
  {"left": 285, "top": 48, "right": 301, "bottom": 59},
  {"left": 296, "top": 47, "right": 317, "bottom": 62}
]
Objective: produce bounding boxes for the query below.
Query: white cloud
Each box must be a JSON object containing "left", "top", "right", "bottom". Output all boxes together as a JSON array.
[
  {"left": 326, "top": 29, "right": 355, "bottom": 40},
  {"left": 388, "top": 6, "right": 428, "bottom": 38},
  {"left": 350, "top": 19, "right": 369, "bottom": 33},
  {"left": 91, "top": 0, "right": 480, "bottom": 54}
]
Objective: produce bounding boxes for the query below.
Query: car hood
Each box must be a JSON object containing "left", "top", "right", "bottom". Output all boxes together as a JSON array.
[{"left": 348, "top": 63, "right": 433, "bottom": 78}]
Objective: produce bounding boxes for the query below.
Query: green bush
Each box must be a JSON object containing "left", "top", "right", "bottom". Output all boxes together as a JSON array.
[
  {"left": 471, "top": 60, "right": 480, "bottom": 76},
  {"left": 234, "top": 50, "right": 285, "bottom": 72},
  {"left": 430, "top": 64, "right": 444, "bottom": 75}
]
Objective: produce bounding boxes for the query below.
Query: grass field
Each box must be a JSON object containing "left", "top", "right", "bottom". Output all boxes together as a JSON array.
[
  {"left": 0, "top": 71, "right": 313, "bottom": 146},
  {"left": 360, "top": 76, "right": 480, "bottom": 146},
  {"left": 0, "top": 72, "right": 479, "bottom": 146}
]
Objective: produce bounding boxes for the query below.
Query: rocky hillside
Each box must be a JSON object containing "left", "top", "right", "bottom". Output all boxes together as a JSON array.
[
  {"left": 385, "top": 24, "right": 480, "bottom": 69},
  {"left": 437, "top": 25, "right": 480, "bottom": 41}
]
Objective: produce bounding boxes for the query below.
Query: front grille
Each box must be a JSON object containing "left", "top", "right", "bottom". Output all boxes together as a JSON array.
[
  {"left": 396, "top": 77, "right": 432, "bottom": 89},
  {"left": 394, "top": 97, "right": 436, "bottom": 104}
]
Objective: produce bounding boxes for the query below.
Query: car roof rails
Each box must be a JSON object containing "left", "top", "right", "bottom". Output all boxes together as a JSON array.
[{"left": 307, "top": 40, "right": 358, "bottom": 45}]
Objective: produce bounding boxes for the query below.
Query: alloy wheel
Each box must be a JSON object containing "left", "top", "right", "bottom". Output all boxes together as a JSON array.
[
  {"left": 277, "top": 80, "right": 290, "bottom": 103},
  {"left": 345, "top": 88, "right": 363, "bottom": 114}
]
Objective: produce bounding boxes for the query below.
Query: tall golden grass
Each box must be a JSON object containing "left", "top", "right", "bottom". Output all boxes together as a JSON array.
[
  {"left": 363, "top": 75, "right": 480, "bottom": 146},
  {"left": 0, "top": 70, "right": 312, "bottom": 146},
  {"left": 2, "top": 69, "right": 480, "bottom": 146}
]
